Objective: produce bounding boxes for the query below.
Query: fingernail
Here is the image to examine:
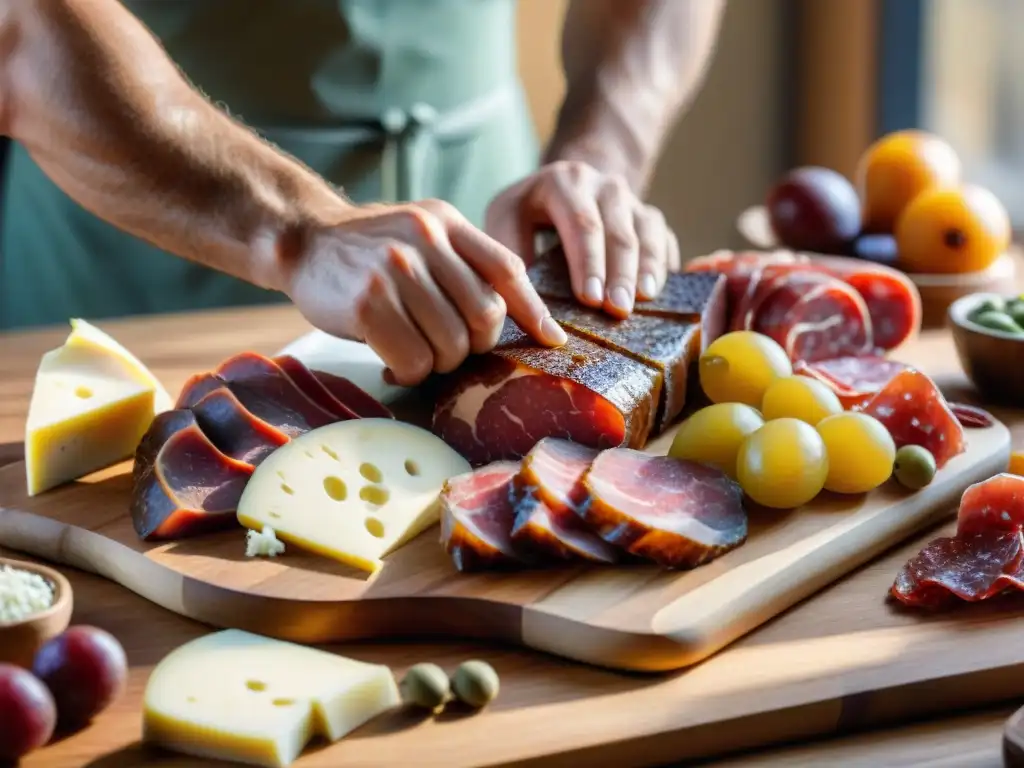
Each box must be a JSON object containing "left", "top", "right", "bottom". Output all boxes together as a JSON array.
[
  {"left": 638, "top": 273, "right": 657, "bottom": 300},
  {"left": 541, "top": 315, "right": 568, "bottom": 346},
  {"left": 583, "top": 277, "right": 603, "bottom": 305},
  {"left": 609, "top": 286, "right": 633, "bottom": 313}
]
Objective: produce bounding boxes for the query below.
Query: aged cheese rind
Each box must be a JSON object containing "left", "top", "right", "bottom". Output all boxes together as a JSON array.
[
  {"left": 237, "top": 418, "right": 471, "bottom": 572},
  {"left": 25, "top": 344, "right": 156, "bottom": 496},
  {"left": 142, "top": 629, "right": 400, "bottom": 768}
]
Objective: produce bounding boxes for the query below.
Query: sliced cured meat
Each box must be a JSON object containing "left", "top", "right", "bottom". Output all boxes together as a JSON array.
[
  {"left": 547, "top": 300, "right": 701, "bottom": 431},
  {"left": 859, "top": 369, "right": 966, "bottom": 468},
  {"left": 528, "top": 250, "right": 729, "bottom": 351},
  {"left": 745, "top": 271, "right": 874, "bottom": 361},
  {"left": 511, "top": 439, "right": 619, "bottom": 563},
  {"left": 518, "top": 437, "right": 597, "bottom": 515},
  {"left": 439, "top": 462, "right": 533, "bottom": 572},
  {"left": 432, "top": 320, "right": 661, "bottom": 466},
  {"left": 949, "top": 402, "right": 995, "bottom": 429},
  {"left": 890, "top": 529, "right": 1024, "bottom": 608},
  {"left": 175, "top": 372, "right": 224, "bottom": 409},
  {"left": 189, "top": 387, "right": 289, "bottom": 466},
  {"left": 794, "top": 355, "right": 908, "bottom": 408},
  {"left": 581, "top": 449, "right": 747, "bottom": 569},
  {"left": 131, "top": 409, "right": 252, "bottom": 540},
  {"left": 956, "top": 473, "right": 1024, "bottom": 536},
  {"left": 510, "top": 486, "right": 620, "bottom": 563},
  {"left": 686, "top": 249, "right": 921, "bottom": 352},
  {"left": 272, "top": 355, "right": 359, "bottom": 420},
  {"left": 310, "top": 370, "right": 394, "bottom": 419}
]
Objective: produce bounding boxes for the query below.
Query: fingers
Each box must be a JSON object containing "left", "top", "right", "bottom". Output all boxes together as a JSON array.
[
  {"left": 356, "top": 272, "right": 435, "bottom": 387},
  {"left": 385, "top": 244, "right": 471, "bottom": 373},
  {"left": 532, "top": 165, "right": 606, "bottom": 308},
  {"left": 445, "top": 212, "right": 567, "bottom": 348},
  {"left": 667, "top": 227, "right": 682, "bottom": 273},
  {"left": 598, "top": 180, "right": 640, "bottom": 318},
  {"left": 634, "top": 206, "right": 670, "bottom": 300}
]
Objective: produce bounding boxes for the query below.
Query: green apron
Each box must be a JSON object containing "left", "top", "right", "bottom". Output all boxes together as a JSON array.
[{"left": 0, "top": 0, "right": 538, "bottom": 330}]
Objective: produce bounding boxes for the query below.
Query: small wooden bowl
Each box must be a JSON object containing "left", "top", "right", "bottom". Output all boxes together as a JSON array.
[
  {"left": 735, "top": 205, "right": 1016, "bottom": 329},
  {"left": 0, "top": 557, "right": 73, "bottom": 668},
  {"left": 949, "top": 292, "right": 1024, "bottom": 406}
]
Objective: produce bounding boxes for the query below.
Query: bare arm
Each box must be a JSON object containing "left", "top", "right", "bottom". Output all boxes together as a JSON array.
[
  {"left": 544, "top": 0, "right": 726, "bottom": 194},
  {"left": 0, "top": 0, "right": 346, "bottom": 292}
]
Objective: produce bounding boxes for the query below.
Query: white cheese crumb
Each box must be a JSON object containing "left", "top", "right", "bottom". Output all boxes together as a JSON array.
[
  {"left": 245, "top": 526, "right": 286, "bottom": 558},
  {"left": 0, "top": 565, "right": 55, "bottom": 623}
]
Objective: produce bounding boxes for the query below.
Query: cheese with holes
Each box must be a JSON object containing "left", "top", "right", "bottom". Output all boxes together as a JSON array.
[
  {"left": 142, "top": 629, "right": 400, "bottom": 768},
  {"left": 237, "top": 418, "right": 471, "bottom": 572},
  {"left": 25, "top": 343, "right": 156, "bottom": 496},
  {"left": 66, "top": 318, "right": 173, "bottom": 412}
]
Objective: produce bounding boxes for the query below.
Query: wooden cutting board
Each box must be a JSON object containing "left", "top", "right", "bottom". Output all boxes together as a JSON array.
[{"left": 0, "top": 417, "right": 1010, "bottom": 673}]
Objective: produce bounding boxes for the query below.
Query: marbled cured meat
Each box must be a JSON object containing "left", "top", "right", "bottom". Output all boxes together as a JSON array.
[
  {"left": 130, "top": 410, "right": 253, "bottom": 540},
  {"left": 432, "top": 320, "right": 662, "bottom": 467},
  {"left": 546, "top": 300, "right": 701, "bottom": 432},
  {"left": 511, "top": 438, "right": 620, "bottom": 563},
  {"left": 685, "top": 249, "right": 921, "bottom": 357},
  {"left": 581, "top": 449, "right": 747, "bottom": 569},
  {"left": 189, "top": 387, "right": 289, "bottom": 466},
  {"left": 439, "top": 461, "right": 533, "bottom": 572},
  {"left": 859, "top": 369, "right": 966, "bottom": 469},
  {"left": 273, "top": 355, "right": 393, "bottom": 419},
  {"left": 273, "top": 355, "right": 359, "bottom": 420},
  {"left": 956, "top": 474, "right": 1024, "bottom": 536},
  {"left": 794, "top": 355, "right": 909, "bottom": 409}
]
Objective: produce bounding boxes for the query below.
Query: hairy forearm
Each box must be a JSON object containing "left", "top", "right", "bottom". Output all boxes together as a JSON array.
[
  {"left": 0, "top": 0, "right": 346, "bottom": 292},
  {"left": 544, "top": 0, "right": 725, "bottom": 194}
]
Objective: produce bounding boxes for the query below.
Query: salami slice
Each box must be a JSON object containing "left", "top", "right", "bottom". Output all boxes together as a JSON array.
[
  {"left": 890, "top": 529, "right": 1024, "bottom": 608},
  {"left": 859, "top": 369, "right": 966, "bottom": 468},
  {"left": 581, "top": 449, "right": 747, "bottom": 569},
  {"left": 956, "top": 473, "right": 1024, "bottom": 537}
]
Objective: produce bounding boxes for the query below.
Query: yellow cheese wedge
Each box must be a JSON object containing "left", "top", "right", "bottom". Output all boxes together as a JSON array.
[
  {"left": 25, "top": 343, "right": 155, "bottom": 496},
  {"left": 142, "top": 629, "right": 400, "bottom": 768},
  {"left": 237, "top": 418, "right": 471, "bottom": 572},
  {"left": 66, "top": 318, "right": 173, "bottom": 412}
]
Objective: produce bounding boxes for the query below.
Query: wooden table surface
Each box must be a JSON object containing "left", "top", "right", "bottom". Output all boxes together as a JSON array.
[{"left": 0, "top": 306, "right": 1021, "bottom": 768}]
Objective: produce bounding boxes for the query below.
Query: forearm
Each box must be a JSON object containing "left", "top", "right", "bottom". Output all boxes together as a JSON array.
[
  {"left": 0, "top": 0, "right": 345, "bottom": 292},
  {"left": 544, "top": 0, "right": 725, "bottom": 194}
]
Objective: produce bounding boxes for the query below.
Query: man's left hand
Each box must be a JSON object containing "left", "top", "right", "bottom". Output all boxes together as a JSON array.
[{"left": 484, "top": 161, "right": 681, "bottom": 319}]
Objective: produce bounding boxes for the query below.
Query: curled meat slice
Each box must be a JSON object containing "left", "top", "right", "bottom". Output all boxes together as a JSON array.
[
  {"left": 890, "top": 529, "right": 1024, "bottom": 608},
  {"left": 581, "top": 449, "right": 747, "bottom": 569},
  {"left": 510, "top": 487, "right": 620, "bottom": 563},
  {"left": 957, "top": 473, "right": 1024, "bottom": 537}
]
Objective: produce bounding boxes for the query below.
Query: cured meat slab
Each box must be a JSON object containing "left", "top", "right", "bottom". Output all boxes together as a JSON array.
[{"left": 0, "top": 401, "right": 1008, "bottom": 673}]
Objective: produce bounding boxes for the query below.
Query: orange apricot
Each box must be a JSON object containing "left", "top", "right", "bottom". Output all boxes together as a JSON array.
[
  {"left": 895, "top": 184, "right": 1011, "bottom": 274},
  {"left": 857, "top": 130, "right": 961, "bottom": 233}
]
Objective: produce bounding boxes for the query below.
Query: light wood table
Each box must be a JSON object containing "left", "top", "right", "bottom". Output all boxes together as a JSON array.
[{"left": 0, "top": 306, "right": 1021, "bottom": 768}]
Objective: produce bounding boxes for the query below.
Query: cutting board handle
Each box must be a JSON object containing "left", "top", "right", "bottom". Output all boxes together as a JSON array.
[{"left": 1004, "top": 705, "right": 1024, "bottom": 766}]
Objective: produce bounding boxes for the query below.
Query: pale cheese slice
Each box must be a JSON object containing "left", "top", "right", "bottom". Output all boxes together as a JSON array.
[
  {"left": 66, "top": 318, "right": 173, "bottom": 413},
  {"left": 25, "top": 343, "right": 155, "bottom": 496},
  {"left": 237, "top": 418, "right": 471, "bottom": 572},
  {"left": 142, "top": 629, "right": 400, "bottom": 768}
]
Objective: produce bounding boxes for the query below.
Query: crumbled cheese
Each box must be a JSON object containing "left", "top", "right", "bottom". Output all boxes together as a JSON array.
[
  {"left": 0, "top": 565, "right": 55, "bottom": 623},
  {"left": 245, "top": 526, "right": 286, "bottom": 558}
]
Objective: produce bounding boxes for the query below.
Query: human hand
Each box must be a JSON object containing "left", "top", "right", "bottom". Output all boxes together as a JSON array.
[
  {"left": 283, "top": 199, "right": 567, "bottom": 386},
  {"left": 485, "top": 161, "right": 681, "bottom": 319}
]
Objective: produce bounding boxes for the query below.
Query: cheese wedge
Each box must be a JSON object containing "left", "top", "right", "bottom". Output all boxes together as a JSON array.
[
  {"left": 143, "top": 630, "right": 400, "bottom": 768},
  {"left": 66, "top": 318, "right": 173, "bottom": 413},
  {"left": 237, "top": 418, "right": 471, "bottom": 572},
  {"left": 25, "top": 343, "right": 155, "bottom": 496}
]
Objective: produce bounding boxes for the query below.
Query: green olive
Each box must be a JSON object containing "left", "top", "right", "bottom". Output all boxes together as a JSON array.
[
  {"left": 970, "top": 310, "right": 1024, "bottom": 335},
  {"left": 451, "top": 660, "right": 500, "bottom": 709},
  {"left": 971, "top": 296, "right": 1007, "bottom": 316},
  {"left": 1006, "top": 304, "right": 1024, "bottom": 330},
  {"left": 893, "top": 445, "right": 937, "bottom": 491},
  {"left": 399, "top": 663, "right": 451, "bottom": 711}
]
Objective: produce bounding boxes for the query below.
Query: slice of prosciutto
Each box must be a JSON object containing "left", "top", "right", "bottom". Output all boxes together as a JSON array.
[
  {"left": 794, "top": 355, "right": 909, "bottom": 409},
  {"left": 859, "top": 369, "right": 966, "bottom": 468},
  {"left": 439, "top": 461, "right": 534, "bottom": 572},
  {"left": 512, "top": 438, "right": 620, "bottom": 563},
  {"left": 686, "top": 249, "right": 922, "bottom": 356},
  {"left": 581, "top": 449, "right": 747, "bottom": 569}
]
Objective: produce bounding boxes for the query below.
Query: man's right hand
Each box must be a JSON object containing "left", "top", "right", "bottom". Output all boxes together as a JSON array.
[{"left": 283, "top": 199, "right": 568, "bottom": 387}]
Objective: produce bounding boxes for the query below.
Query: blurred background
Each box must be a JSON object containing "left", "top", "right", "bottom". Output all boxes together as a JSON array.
[{"left": 517, "top": 0, "right": 1024, "bottom": 259}]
